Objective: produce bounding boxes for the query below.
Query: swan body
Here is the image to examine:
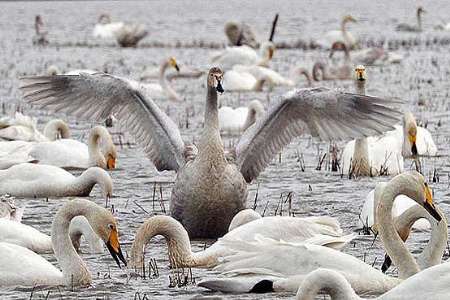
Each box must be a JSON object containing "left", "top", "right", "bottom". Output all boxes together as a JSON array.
[
  {"left": 219, "top": 100, "right": 265, "bottom": 134},
  {"left": 93, "top": 22, "right": 124, "bottom": 39},
  {"left": 129, "top": 214, "right": 355, "bottom": 271},
  {"left": 21, "top": 68, "right": 401, "bottom": 238},
  {"left": 0, "top": 216, "right": 104, "bottom": 254},
  {"left": 93, "top": 14, "right": 147, "bottom": 47},
  {"left": 0, "top": 199, "right": 125, "bottom": 287},
  {"left": 0, "top": 113, "right": 70, "bottom": 142},
  {"left": 0, "top": 125, "right": 117, "bottom": 170},
  {"left": 198, "top": 172, "right": 441, "bottom": 294},
  {"left": 223, "top": 69, "right": 266, "bottom": 91},
  {"left": 317, "top": 15, "right": 358, "bottom": 49},
  {"left": 210, "top": 42, "right": 275, "bottom": 70},
  {"left": 0, "top": 163, "right": 112, "bottom": 198}
]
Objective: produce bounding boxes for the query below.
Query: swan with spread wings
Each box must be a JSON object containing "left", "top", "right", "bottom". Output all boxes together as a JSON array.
[{"left": 20, "top": 67, "right": 400, "bottom": 238}]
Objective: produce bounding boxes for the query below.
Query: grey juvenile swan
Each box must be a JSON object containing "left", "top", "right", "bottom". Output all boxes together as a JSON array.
[
  {"left": 396, "top": 7, "right": 426, "bottom": 32},
  {"left": 20, "top": 67, "right": 400, "bottom": 238}
]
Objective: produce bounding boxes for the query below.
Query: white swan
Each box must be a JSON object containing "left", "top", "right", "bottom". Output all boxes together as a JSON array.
[
  {"left": 341, "top": 65, "right": 403, "bottom": 177},
  {"left": 93, "top": 14, "right": 147, "bottom": 47},
  {"left": 137, "top": 57, "right": 181, "bottom": 101},
  {"left": 295, "top": 264, "right": 450, "bottom": 300},
  {"left": 219, "top": 100, "right": 265, "bottom": 134},
  {"left": 317, "top": 15, "right": 358, "bottom": 49},
  {"left": 0, "top": 199, "right": 126, "bottom": 287},
  {"left": 0, "top": 112, "right": 70, "bottom": 142},
  {"left": 197, "top": 171, "right": 442, "bottom": 294},
  {"left": 232, "top": 65, "right": 312, "bottom": 88},
  {"left": 21, "top": 67, "right": 400, "bottom": 238},
  {"left": 129, "top": 213, "right": 355, "bottom": 271},
  {"left": 0, "top": 216, "right": 103, "bottom": 254},
  {"left": 0, "top": 163, "right": 112, "bottom": 199},
  {"left": 210, "top": 42, "right": 275, "bottom": 71},
  {"left": 396, "top": 7, "right": 425, "bottom": 32},
  {"left": 223, "top": 69, "right": 267, "bottom": 92},
  {"left": 1, "top": 125, "right": 117, "bottom": 170}
]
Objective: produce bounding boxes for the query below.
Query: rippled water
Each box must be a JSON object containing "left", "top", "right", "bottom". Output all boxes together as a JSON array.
[{"left": 1, "top": 0, "right": 450, "bottom": 299}]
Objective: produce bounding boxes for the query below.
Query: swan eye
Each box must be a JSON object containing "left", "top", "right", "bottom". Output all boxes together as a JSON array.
[{"left": 108, "top": 224, "right": 115, "bottom": 230}]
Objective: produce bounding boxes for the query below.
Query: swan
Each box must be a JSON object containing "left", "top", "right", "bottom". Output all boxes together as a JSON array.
[
  {"left": 93, "top": 14, "right": 147, "bottom": 47},
  {"left": 342, "top": 66, "right": 402, "bottom": 177},
  {"left": 396, "top": 7, "right": 425, "bottom": 32},
  {"left": 128, "top": 213, "right": 355, "bottom": 271},
  {"left": 3, "top": 125, "right": 117, "bottom": 170},
  {"left": 210, "top": 41, "right": 276, "bottom": 70},
  {"left": 197, "top": 171, "right": 442, "bottom": 294},
  {"left": 312, "top": 42, "right": 352, "bottom": 81},
  {"left": 20, "top": 67, "right": 400, "bottom": 238},
  {"left": 232, "top": 65, "right": 312, "bottom": 88},
  {"left": 0, "top": 195, "right": 23, "bottom": 221},
  {"left": 225, "top": 21, "right": 258, "bottom": 48},
  {"left": 295, "top": 263, "right": 450, "bottom": 300},
  {"left": 317, "top": 15, "right": 358, "bottom": 49},
  {"left": 0, "top": 163, "right": 112, "bottom": 199},
  {"left": 219, "top": 100, "right": 265, "bottom": 134},
  {"left": 223, "top": 69, "right": 267, "bottom": 92},
  {"left": 0, "top": 216, "right": 104, "bottom": 254},
  {"left": 137, "top": 57, "right": 181, "bottom": 101},
  {"left": 32, "top": 15, "right": 48, "bottom": 46},
  {"left": 0, "top": 112, "right": 70, "bottom": 142},
  {"left": 0, "top": 199, "right": 126, "bottom": 287}
]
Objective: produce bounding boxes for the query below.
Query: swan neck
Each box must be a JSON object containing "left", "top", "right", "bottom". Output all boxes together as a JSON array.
[
  {"left": 377, "top": 176, "right": 421, "bottom": 278},
  {"left": 418, "top": 206, "right": 447, "bottom": 268},
  {"left": 88, "top": 127, "right": 107, "bottom": 168},
  {"left": 355, "top": 79, "right": 366, "bottom": 95},
  {"left": 44, "top": 120, "right": 70, "bottom": 141},
  {"left": 73, "top": 168, "right": 111, "bottom": 197},
  {"left": 130, "top": 216, "right": 214, "bottom": 270},
  {"left": 51, "top": 200, "right": 95, "bottom": 286},
  {"left": 352, "top": 138, "right": 371, "bottom": 175}
]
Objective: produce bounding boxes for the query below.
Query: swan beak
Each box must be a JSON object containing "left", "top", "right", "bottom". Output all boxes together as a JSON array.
[
  {"left": 216, "top": 78, "right": 224, "bottom": 93},
  {"left": 423, "top": 184, "right": 441, "bottom": 222},
  {"left": 107, "top": 156, "right": 116, "bottom": 170},
  {"left": 408, "top": 134, "right": 417, "bottom": 156},
  {"left": 106, "top": 228, "right": 127, "bottom": 268},
  {"left": 174, "top": 64, "right": 180, "bottom": 72},
  {"left": 268, "top": 48, "right": 274, "bottom": 59}
]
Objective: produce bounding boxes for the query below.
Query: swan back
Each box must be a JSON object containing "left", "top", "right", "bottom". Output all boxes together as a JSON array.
[{"left": 228, "top": 209, "right": 262, "bottom": 231}]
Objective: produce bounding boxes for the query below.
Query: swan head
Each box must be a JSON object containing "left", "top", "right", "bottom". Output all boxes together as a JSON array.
[
  {"left": 90, "top": 210, "right": 127, "bottom": 268},
  {"left": 402, "top": 112, "right": 418, "bottom": 156},
  {"left": 343, "top": 15, "right": 357, "bottom": 23},
  {"left": 207, "top": 67, "right": 224, "bottom": 93},
  {"left": 417, "top": 6, "right": 426, "bottom": 16},
  {"left": 355, "top": 65, "right": 366, "bottom": 81},
  {"left": 168, "top": 57, "right": 180, "bottom": 72},
  {"left": 260, "top": 41, "right": 276, "bottom": 60},
  {"left": 98, "top": 14, "right": 111, "bottom": 24},
  {"left": 35, "top": 15, "right": 43, "bottom": 26},
  {"left": 47, "top": 65, "right": 60, "bottom": 76}
]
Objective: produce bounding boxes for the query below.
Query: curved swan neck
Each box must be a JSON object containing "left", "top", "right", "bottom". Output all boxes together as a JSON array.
[
  {"left": 312, "top": 62, "right": 326, "bottom": 81},
  {"left": 44, "top": 119, "right": 70, "bottom": 141},
  {"left": 88, "top": 126, "right": 114, "bottom": 168},
  {"left": 130, "top": 216, "right": 214, "bottom": 270},
  {"left": 297, "top": 68, "right": 312, "bottom": 86},
  {"left": 159, "top": 59, "right": 180, "bottom": 101},
  {"left": 51, "top": 200, "right": 98, "bottom": 286},
  {"left": 69, "top": 216, "right": 103, "bottom": 253},
  {"left": 242, "top": 101, "right": 265, "bottom": 131},
  {"left": 296, "top": 269, "right": 361, "bottom": 300},
  {"left": 377, "top": 174, "right": 422, "bottom": 279},
  {"left": 73, "top": 167, "right": 112, "bottom": 197},
  {"left": 417, "top": 206, "right": 447, "bottom": 268}
]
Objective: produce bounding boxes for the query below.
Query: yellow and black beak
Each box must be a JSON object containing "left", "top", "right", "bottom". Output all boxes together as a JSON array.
[
  {"left": 423, "top": 183, "right": 441, "bottom": 222},
  {"left": 106, "top": 155, "right": 116, "bottom": 170},
  {"left": 106, "top": 228, "right": 127, "bottom": 268},
  {"left": 174, "top": 64, "right": 180, "bottom": 72},
  {"left": 408, "top": 134, "right": 418, "bottom": 156}
]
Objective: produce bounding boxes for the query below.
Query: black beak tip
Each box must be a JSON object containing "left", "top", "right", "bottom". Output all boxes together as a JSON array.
[
  {"left": 106, "top": 242, "right": 127, "bottom": 268},
  {"left": 175, "top": 65, "right": 180, "bottom": 72},
  {"left": 216, "top": 82, "right": 224, "bottom": 94},
  {"left": 411, "top": 143, "right": 418, "bottom": 156}
]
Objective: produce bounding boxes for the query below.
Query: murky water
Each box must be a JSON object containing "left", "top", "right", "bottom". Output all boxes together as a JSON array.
[{"left": 1, "top": 0, "right": 450, "bottom": 299}]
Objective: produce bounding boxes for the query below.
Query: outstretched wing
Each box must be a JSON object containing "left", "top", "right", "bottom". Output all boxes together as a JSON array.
[
  {"left": 20, "top": 73, "right": 185, "bottom": 171},
  {"left": 236, "top": 87, "right": 401, "bottom": 182}
]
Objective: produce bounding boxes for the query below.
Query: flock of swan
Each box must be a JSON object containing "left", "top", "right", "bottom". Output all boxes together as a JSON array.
[{"left": 1, "top": 5, "right": 448, "bottom": 300}]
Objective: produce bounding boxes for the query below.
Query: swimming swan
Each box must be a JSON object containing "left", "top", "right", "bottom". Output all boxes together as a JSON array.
[
  {"left": 0, "top": 216, "right": 104, "bottom": 254},
  {"left": 0, "top": 163, "right": 112, "bottom": 199},
  {"left": 317, "top": 15, "right": 358, "bottom": 49},
  {"left": 20, "top": 67, "right": 400, "bottom": 238},
  {"left": 0, "top": 199, "right": 126, "bottom": 287},
  {"left": 93, "top": 14, "right": 147, "bottom": 47},
  {"left": 219, "top": 100, "right": 265, "bottom": 134},
  {"left": 197, "top": 171, "right": 441, "bottom": 294},
  {"left": 295, "top": 263, "right": 450, "bottom": 300},
  {"left": 128, "top": 214, "right": 355, "bottom": 271},
  {"left": 224, "top": 21, "right": 258, "bottom": 48},
  {"left": 0, "top": 113, "right": 70, "bottom": 142}
]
